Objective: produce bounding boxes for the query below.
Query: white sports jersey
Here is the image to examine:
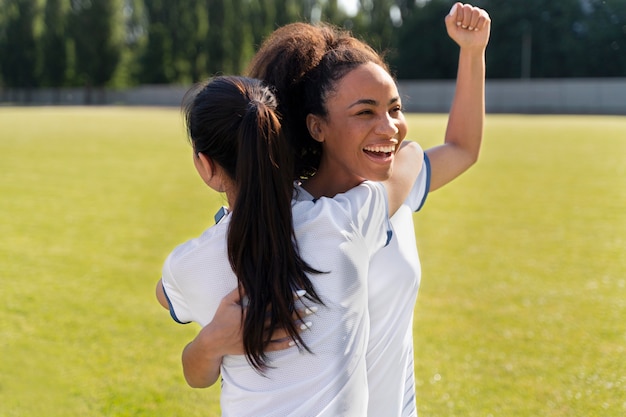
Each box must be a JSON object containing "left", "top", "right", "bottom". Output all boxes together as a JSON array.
[
  {"left": 294, "top": 153, "right": 430, "bottom": 417},
  {"left": 162, "top": 181, "right": 392, "bottom": 417},
  {"left": 366, "top": 155, "right": 430, "bottom": 417}
]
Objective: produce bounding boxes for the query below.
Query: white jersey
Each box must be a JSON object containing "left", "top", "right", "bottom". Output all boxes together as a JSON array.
[
  {"left": 366, "top": 154, "right": 430, "bottom": 417},
  {"left": 295, "top": 153, "right": 430, "bottom": 417},
  {"left": 162, "top": 181, "right": 392, "bottom": 417}
]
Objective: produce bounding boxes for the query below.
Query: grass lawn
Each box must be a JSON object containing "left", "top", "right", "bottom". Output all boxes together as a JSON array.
[{"left": 0, "top": 107, "right": 624, "bottom": 416}]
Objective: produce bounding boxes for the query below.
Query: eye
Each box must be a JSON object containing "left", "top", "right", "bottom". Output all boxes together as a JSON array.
[
  {"left": 389, "top": 104, "right": 403, "bottom": 116},
  {"left": 356, "top": 108, "right": 374, "bottom": 116}
]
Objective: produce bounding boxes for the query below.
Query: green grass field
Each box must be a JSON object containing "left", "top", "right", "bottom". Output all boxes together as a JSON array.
[{"left": 1, "top": 107, "right": 624, "bottom": 416}]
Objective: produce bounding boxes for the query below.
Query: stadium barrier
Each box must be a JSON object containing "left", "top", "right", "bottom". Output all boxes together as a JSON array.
[{"left": 2, "top": 79, "right": 625, "bottom": 115}]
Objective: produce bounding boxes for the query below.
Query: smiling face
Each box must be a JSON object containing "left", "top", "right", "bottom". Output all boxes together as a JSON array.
[{"left": 307, "top": 62, "right": 407, "bottom": 191}]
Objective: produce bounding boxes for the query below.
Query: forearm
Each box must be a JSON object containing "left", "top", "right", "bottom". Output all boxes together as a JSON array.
[
  {"left": 181, "top": 328, "right": 224, "bottom": 388},
  {"left": 427, "top": 49, "right": 486, "bottom": 191},
  {"left": 427, "top": 3, "right": 490, "bottom": 191},
  {"left": 447, "top": 46, "right": 486, "bottom": 156}
]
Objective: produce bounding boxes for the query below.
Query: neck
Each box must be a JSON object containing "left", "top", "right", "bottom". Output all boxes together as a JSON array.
[
  {"left": 302, "top": 168, "right": 363, "bottom": 199},
  {"left": 225, "top": 189, "right": 237, "bottom": 210}
]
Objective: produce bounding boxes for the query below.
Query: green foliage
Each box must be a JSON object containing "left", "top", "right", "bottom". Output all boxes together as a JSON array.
[
  {"left": 0, "top": 0, "right": 39, "bottom": 87},
  {"left": 67, "top": 0, "right": 124, "bottom": 87},
  {"left": 138, "top": 22, "right": 173, "bottom": 83},
  {"left": 40, "top": 0, "right": 68, "bottom": 88},
  {"left": 350, "top": 0, "right": 397, "bottom": 51},
  {"left": 1, "top": 0, "right": 625, "bottom": 88},
  {"left": 1, "top": 108, "right": 624, "bottom": 416},
  {"left": 390, "top": 0, "right": 459, "bottom": 79},
  {"left": 390, "top": 0, "right": 626, "bottom": 79}
]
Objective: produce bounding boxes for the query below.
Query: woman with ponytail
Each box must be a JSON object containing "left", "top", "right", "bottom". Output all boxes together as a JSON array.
[
  {"left": 243, "top": 5, "right": 491, "bottom": 416},
  {"left": 156, "top": 75, "right": 423, "bottom": 416}
]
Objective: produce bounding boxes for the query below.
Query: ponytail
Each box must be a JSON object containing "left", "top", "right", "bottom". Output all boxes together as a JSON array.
[{"left": 185, "top": 76, "right": 323, "bottom": 371}]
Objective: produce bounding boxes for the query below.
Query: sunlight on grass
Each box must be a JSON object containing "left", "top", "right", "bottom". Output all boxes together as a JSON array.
[
  {"left": 410, "top": 114, "right": 626, "bottom": 417},
  {"left": 1, "top": 108, "right": 624, "bottom": 416},
  {"left": 0, "top": 107, "right": 222, "bottom": 416}
]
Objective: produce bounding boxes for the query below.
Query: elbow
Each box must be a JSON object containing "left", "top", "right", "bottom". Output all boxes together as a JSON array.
[
  {"left": 184, "top": 375, "right": 212, "bottom": 389},
  {"left": 183, "top": 366, "right": 217, "bottom": 388},
  {"left": 467, "top": 151, "right": 480, "bottom": 167},
  {"left": 463, "top": 143, "right": 481, "bottom": 168},
  {"left": 155, "top": 280, "right": 170, "bottom": 310}
]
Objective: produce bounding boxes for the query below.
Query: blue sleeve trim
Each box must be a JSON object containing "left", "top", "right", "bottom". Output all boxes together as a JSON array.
[
  {"left": 162, "top": 283, "right": 190, "bottom": 325},
  {"left": 415, "top": 153, "right": 431, "bottom": 212},
  {"left": 385, "top": 229, "right": 393, "bottom": 247}
]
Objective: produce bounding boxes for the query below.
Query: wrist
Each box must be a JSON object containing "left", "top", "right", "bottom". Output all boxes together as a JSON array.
[
  {"left": 459, "top": 46, "right": 486, "bottom": 58},
  {"left": 194, "top": 322, "right": 227, "bottom": 359}
]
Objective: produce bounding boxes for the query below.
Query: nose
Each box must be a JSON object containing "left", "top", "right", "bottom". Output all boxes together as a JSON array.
[{"left": 374, "top": 113, "right": 399, "bottom": 139}]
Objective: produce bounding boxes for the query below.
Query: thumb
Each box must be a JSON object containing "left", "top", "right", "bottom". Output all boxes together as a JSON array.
[{"left": 223, "top": 287, "right": 243, "bottom": 305}]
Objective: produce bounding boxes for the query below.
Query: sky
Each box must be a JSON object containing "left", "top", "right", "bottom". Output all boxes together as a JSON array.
[{"left": 339, "top": 0, "right": 359, "bottom": 16}]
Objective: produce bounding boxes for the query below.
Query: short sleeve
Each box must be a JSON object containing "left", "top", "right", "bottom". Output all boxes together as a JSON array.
[
  {"left": 334, "top": 181, "right": 392, "bottom": 255},
  {"left": 407, "top": 153, "right": 431, "bottom": 212},
  {"left": 161, "top": 250, "right": 192, "bottom": 324}
]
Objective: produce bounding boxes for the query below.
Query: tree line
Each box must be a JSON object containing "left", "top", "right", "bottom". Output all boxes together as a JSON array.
[{"left": 0, "top": 0, "right": 624, "bottom": 90}]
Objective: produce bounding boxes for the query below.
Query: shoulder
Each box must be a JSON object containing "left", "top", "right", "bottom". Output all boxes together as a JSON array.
[{"left": 165, "top": 224, "right": 228, "bottom": 271}]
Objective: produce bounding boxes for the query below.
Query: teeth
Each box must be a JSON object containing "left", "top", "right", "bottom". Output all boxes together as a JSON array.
[{"left": 364, "top": 144, "right": 396, "bottom": 153}]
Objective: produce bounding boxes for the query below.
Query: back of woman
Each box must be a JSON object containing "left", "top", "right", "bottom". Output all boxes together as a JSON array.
[{"left": 159, "top": 75, "right": 402, "bottom": 416}]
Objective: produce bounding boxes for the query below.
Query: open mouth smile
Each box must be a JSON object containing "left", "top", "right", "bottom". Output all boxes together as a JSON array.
[{"left": 363, "top": 144, "right": 396, "bottom": 159}]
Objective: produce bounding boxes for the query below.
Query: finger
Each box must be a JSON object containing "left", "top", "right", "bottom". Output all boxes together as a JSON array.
[
  {"left": 267, "top": 319, "right": 313, "bottom": 340},
  {"left": 265, "top": 337, "right": 296, "bottom": 352},
  {"left": 468, "top": 8, "right": 481, "bottom": 31},
  {"left": 296, "top": 319, "right": 313, "bottom": 331},
  {"left": 472, "top": 15, "right": 483, "bottom": 31},
  {"left": 477, "top": 10, "right": 491, "bottom": 30},
  {"left": 451, "top": 3, "right": 463, "bottom": 27},
  {"left": 267, "top": 327, "right": 290, "bottom": 341},
  {"left": 448, "top": 2, "right": 459, "bottom": 19},
  {"left": 460, "top": 5, "right": 473, "bottom": 29},
  {"left": 299, "top": 306, "right": 318, "bottom": 316}
]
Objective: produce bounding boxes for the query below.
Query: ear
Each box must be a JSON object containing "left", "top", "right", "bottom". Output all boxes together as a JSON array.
[
  {"left": 306, "top": 114, "right": 325, "bottom": 143},
  {"left": 194, "top": 152, "right": 215, "bottom": 185}
]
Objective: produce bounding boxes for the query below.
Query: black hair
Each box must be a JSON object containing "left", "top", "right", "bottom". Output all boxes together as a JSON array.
[
  {"left": 247, "top": 22, "right": 388, "bottom": 179},
  {"left": 183, "top": 75, "right": 323, "bottom": 371}
]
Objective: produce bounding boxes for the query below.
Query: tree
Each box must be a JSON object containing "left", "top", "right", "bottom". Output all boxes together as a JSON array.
[
  {"left": 363, "top": 0, "right": 396, "bottom": 50},
  {"left": 389, "top": 0, "right": 626, "bottom": 79},
  {"left": 41, "top": 0, "right": 67, "bottom": 88},
  {"left": 247, "top": 0, "right": 277, "bottom": 50},
  {"left": 137, "top": 0, "right": 174, "bottom": 83},
  {"left": 172, "top": 0, "right": 209, "bottom": 82},
  {"left": 68, "top": 0, "right": 123, "bottom": 93},
  {"left": 0, "top": 0, "right": 39, "bottom": 88},
  {"left": 578, "top": 0, "right": 626, "bottom": 76},
  {"left": 138, "top": 21, "right": 172, "bottom": 83},
  {"left": 275, "top": 0, "right": 303, "bottom": 25},
  {"left": 390, "top": 0, "right": 459, "bottom": 79},
  {"left": 229, "top": 0, "right": 254, "bottom": 74},
  {"left": 206, "top": 0, "right": 233, "bottom": 75},
  {"left": 482, "top": 0, "right": 588, "bottom": 78}
]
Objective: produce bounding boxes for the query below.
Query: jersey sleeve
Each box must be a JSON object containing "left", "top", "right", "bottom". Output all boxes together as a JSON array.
[
  {"left": 160, "top": 250, "right": 193, "bottom": 324},
  {"left": 407, "top": 153, "right": 431, "bottom": 212},
  {"left": 335, "top": 181, "right": 392, "bottom": 255}
]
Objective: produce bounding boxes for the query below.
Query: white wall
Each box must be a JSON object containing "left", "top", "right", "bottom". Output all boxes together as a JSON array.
[
  {"left": 397, "top": 78, "right": 626, "bottom": 114},
  {"left": 2, "top": 79, "right": 625, "bottom": 115}
]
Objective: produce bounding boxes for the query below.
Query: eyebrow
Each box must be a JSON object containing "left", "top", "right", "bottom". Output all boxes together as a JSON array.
[{"left": 348, "top": 96, "right": 401, "bottom": 108}]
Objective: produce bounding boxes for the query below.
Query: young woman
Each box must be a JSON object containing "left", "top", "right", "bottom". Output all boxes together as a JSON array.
[
  {"left": 156, "top": 75, "right": 422, "bottom": 416},
  {"left": 246, "top": 4, "right": 490, "bottom": 416},
  {"left": 179, "top": 3, "right": 491, "bottom": 416}
]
